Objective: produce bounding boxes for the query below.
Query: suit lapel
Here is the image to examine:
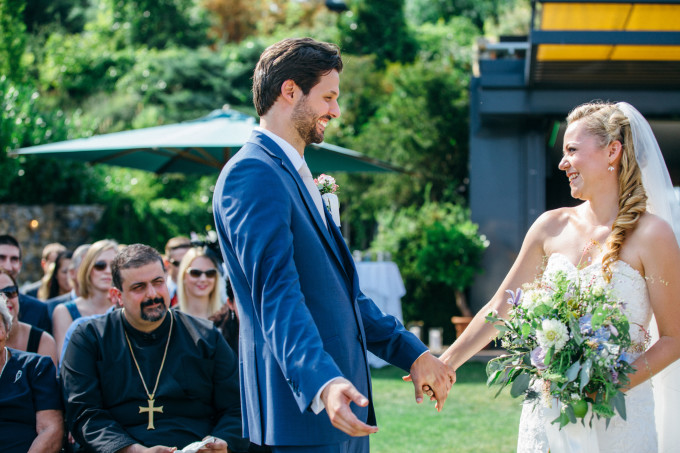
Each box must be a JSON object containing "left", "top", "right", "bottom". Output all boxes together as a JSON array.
[{"left": 247, "top": 132, "right": 350, "bottom": 278}]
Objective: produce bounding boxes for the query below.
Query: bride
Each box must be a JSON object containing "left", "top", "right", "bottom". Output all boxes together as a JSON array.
[{"left": 437, "top": 101, "right": 680, "bottom": 452}]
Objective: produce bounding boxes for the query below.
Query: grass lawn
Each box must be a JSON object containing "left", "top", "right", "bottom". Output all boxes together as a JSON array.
[{"left": 369, "top": 362, "right": 522, "bottom": 453}]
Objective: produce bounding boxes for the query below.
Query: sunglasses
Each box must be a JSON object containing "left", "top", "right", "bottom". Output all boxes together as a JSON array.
[
  {"left": 187, "top": 268, "right": 218, "bottom": 278},
  {"left": 168, "top": 259, "right": 181, "bottom": 267},
  {"left": 0, "top": 285, "right": 18, "bottom": 298},
  {"left": 93, "top": 260, "right": 112, "bottom": 271}
]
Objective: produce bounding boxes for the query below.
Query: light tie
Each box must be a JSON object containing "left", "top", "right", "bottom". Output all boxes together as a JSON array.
[{"left": 298, "top": 162, "right": 327, "bottom": 227}]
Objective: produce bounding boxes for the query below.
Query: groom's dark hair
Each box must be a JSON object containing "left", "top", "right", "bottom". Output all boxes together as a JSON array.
[{"left": 253, "top": 37, "right": 343, "bottom": 117}]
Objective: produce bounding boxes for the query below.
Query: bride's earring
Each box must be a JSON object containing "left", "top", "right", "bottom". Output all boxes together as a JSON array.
[{"left": 608, "top": 164, "right": 615, "bottom": 172}]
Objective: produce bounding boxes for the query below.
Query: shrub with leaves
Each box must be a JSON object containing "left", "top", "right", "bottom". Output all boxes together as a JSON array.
[{"left": 372, "top": 201, "right": 488, "bottom": 342}]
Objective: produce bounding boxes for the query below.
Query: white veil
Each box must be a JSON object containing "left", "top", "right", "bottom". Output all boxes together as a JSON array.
[{"left": 617, "top": 102, "right": 680, "bottom": 453}]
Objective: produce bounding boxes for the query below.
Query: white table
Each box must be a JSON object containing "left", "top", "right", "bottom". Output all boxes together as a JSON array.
[{"left": 355, "top": 261, "right": 406, "bottom": 368}]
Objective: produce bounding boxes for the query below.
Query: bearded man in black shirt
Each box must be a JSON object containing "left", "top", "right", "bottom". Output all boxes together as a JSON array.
[{"left": 61, "top": 243, "right": 248, "bottom": 453}]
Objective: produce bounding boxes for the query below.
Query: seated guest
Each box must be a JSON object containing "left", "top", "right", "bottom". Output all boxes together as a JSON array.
[
  {"left": 177, "top": 247, "right": 222, "bottom": 320},
  {"left": 52, "top": 239, "right": 117, "bottom": 355},
  {"left": 46, "top": 244, "right": 90, "bottom": 319},
  {"left": 0, "top": 235, "right": 51, "bottom": 333},
  {"left": 210, "top": 279, "right": 239, "bottom": 354},
  {"left": 1, "top": 270, "right": 58, "bottom": 365},
  {"left": 163, "top": 236, "right": 192, "bottom": 307},
  {"left": 22, "top": 242, "right": 66, "bottom": 299},
  {"left": 61, "top": 244, "right": 248, "bottom": 453},
  {"left": 38, "top": 250, "right": 72, "bottom": 301},
  {"left": 0, "top": 294, "right": 64, "bottom": 453}
]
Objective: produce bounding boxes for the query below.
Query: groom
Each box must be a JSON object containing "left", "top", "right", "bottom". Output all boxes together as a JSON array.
[{"left": 213, "top": 38, "right": 455, "bottom": 452}]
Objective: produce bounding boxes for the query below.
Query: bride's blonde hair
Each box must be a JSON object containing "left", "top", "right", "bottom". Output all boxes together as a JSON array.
[{"left": 566, "top": 102, "right": 647, "bottom": 282}]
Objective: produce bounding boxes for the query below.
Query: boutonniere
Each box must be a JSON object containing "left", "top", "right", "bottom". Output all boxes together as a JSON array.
[
  {"left": 314, "top": 174, "right": 340, "bottom": 227},
  {"left": 314, "top": 174, "right": 338, "bottom": 195}
]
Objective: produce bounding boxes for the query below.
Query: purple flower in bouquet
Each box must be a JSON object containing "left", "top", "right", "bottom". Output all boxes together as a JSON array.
[
  {"left": 619, "top": 351, "right": 634, "bottom": 364},
  {"left": 579, "top": 314, "right": 593, "bottom": 335},
  {"left": 530, "top": 347, "right": 548, "bottom": 370},
  {"left": 506, "top": 288, "right": 523, "bottom": 307},
  {"left": 593, "top": 327, "right": 611, "bottom": 342}
]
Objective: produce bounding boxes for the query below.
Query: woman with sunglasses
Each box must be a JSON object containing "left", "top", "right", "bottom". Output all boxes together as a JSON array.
[
  {"left": 52, "top": 239, "right": 118, "bottom": 357},
  {"left": 176, "top": 247, "right": 222, "bottom": 320},
  {"left": 0, "top": 269, "right": 58, "bottom": 366},
  {"left": 0, "top": 294, "right": 64, "bottom": 453}
]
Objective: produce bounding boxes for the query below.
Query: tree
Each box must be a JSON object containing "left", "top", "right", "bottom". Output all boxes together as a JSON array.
[
  {"left": 405, "top": 0, "right": 504, "bottom": 30},
  {"left": 0, "top": 0, "right": 27, "bottom": 81},
  {"left": 0, "top": 77, "right": 103, "bottom": 203},
  {"left": 371, "top": 202, "right": 489, "bottom": 342},
  {"left": 22, "top": 0, "right": 89, "bottom": 33},
  {"left": 342, "top": 56, "right": 471, "bottom": 211},
  {"left": 107, "top": 0, "right": 209, "bottom": 49},
  {"left": 326, "top": 17, "right": 480, "bottom": 249},
  {"left": 337, "top": 0, "right": 418, "bottom": 67}
]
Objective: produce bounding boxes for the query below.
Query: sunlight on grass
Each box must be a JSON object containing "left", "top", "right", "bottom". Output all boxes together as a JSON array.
[{"left": 369, "top": 362, "right": 521, "bottom": 453}]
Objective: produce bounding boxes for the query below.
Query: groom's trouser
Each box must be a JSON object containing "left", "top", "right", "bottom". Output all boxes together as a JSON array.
[{"left": 270, "top": 437, "right": 369, "bottom": 453}]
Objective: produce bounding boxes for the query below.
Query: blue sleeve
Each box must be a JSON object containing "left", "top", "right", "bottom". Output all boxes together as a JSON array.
[
  {"left": 356, "top": 290, "right": 428, "bottom": 372},
  {"left": 27, "top": 354, "right": 63, "bottom": 412}
]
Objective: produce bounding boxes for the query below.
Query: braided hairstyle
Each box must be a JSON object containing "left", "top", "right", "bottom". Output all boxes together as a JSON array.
[{"left": 566, "top": 102, "right": 647, "bottom": 282}]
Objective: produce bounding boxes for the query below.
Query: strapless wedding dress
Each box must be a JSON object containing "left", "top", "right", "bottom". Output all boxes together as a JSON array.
[{"left": 516, "top": 253, "right": 658, "bottom": 453}]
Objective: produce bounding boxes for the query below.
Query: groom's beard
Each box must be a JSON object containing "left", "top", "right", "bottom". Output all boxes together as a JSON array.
[{"left": 292, "top": 97, "right": 328, "bottom": 145}]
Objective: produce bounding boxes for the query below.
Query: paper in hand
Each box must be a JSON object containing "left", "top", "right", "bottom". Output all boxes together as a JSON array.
[{"left": 177, "top": 437, "right": 216, "bottom": 453}]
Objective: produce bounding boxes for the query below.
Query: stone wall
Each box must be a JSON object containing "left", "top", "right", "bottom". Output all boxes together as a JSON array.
[{"left": 0, "top": 204, "right": 105, "bottom": 284}]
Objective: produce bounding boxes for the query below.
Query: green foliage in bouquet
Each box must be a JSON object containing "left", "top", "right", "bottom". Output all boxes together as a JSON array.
[
  {"left": 371, "top": 201, "right": 488, "bottom": 342},
  {"left": 485, "top": 267, "right": 638, "bottom": 428}
]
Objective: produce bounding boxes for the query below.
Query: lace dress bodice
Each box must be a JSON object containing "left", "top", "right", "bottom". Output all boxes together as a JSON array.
[{"left": 517, "top": 253, "right": 658, "bottom": 453}]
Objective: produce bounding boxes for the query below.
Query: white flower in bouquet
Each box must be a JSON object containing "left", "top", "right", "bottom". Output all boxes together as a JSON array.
[
  {"left": 537, "top": 319, "right": 569, "bottom": 352},
  {"left": 521, "top": 288, "right": 551, "bottom": 312}
]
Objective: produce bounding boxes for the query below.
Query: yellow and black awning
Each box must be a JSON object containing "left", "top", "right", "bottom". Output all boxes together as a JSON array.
[{"left": 528, "top": 1, "right": 680, "bottom": 87}]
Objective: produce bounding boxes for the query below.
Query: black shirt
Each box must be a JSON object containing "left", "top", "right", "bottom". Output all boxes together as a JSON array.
[{"left": 61, "top": 309, "right": 248, "bottom": 453}]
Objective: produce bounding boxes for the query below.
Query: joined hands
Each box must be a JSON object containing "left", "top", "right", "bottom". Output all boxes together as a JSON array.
[
  {"left": 403, "top": 352, "right": 456, "bottom": 412},
  {"left": 319, "top": 352, "right": 455, "bottom": 438}
]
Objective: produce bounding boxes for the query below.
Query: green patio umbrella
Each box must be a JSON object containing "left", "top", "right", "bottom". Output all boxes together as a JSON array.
[{"left": 12, "top": 108, "right": 401, "bottom": 174}]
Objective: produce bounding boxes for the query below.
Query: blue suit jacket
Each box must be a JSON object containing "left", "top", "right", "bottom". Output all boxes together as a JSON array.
[{"left": 213, "top": 131, "right": 427, "bottom": 447}]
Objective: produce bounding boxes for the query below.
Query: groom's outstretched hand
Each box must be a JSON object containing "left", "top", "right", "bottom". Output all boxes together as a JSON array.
[
  {"left": 320, "top": 377, "right": 379, "bottom": 437},
  {"left": 403, "top": 352, "right": 456, "bottom": 412}
]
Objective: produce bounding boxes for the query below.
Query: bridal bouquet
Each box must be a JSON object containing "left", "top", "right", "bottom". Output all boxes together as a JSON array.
[{"left": 486, "top": 268, "right": 638, "bottom": 428}]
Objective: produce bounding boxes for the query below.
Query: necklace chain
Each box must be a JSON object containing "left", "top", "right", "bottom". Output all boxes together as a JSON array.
[{"left": 123, "top": 309, "right": 174, "bottom": 400}]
